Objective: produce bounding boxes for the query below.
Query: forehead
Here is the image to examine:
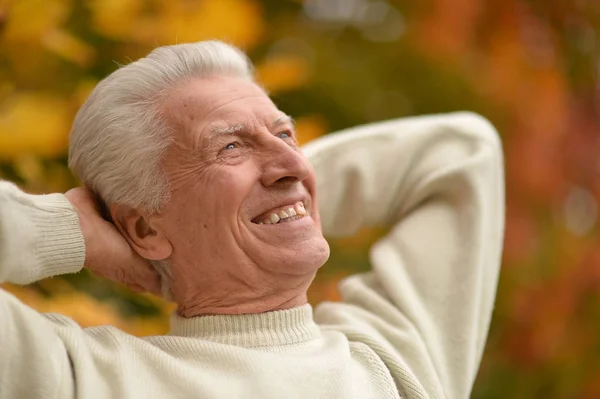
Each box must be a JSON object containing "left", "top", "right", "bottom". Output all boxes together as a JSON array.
[{"left": 162, "top": 76, "right": 284, "bottom": 140}]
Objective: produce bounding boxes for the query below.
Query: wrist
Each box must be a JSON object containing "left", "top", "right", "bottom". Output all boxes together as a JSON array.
[
  {"left": 1, "top": 183, "right": 85, "bottom": 284},
  {"left": 29, "top": 193, "right": 86, "bottom": 281}
]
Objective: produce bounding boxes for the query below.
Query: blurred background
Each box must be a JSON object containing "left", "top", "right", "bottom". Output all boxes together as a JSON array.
[{"left": 0, "top": 0, "right": 599, "bottom": 397}]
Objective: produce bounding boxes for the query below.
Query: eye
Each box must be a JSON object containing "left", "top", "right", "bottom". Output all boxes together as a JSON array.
[
  {"left": 224, "top": 142, "right": 239, "bottom": 150},
  {"left": 277, "top": 131, "right": 292, "bottom": 139}
]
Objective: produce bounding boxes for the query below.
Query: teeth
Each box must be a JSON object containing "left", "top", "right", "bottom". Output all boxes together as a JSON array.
[
  {"left": 257, "top": 201, "right": 307, "bottom": 224},
  {"left": 278, "top": 210, "right": 289, "bottom": 219},
  {"left": 270, "top": 213, "right": 281, "bottom": 224},
  {"left": 279, "top": 215, "right": 302, "bottom": 223},
  {"left": 296, "top": 202, "right": 306, "bottom": 215}
]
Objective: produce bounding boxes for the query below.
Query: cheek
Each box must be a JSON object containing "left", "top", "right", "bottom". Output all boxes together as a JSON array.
[
  {"left": 214, "top": 170, "right": 257, "bottom": 221},
  {"left": 163, "top": 161, "right": 258, "bottom": 240},
  {"left": 162, "top": 167, "right": 220, "bottom": 232},
  {"left": 304, "top": 170, "right": 321, "bottom": 216},
  {"left": 192, "top": 166, "right": 256, "bottom": 223}
]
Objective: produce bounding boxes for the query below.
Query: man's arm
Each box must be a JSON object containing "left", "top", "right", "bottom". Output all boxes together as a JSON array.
[
  {"left": 0, "top": 182, "right": 160, "bottom": 398},
  {"left": 304, "top": 112, "right": 504, "bottom": 399},
  {"left": 0, "top": 181, "right": 161, "bottom": 290},
  {"left": 0, "top": 181, "right": 85, "bottom": 398},
  {"left": 0, "top": 181, "right": 85, "bottom": 283}
]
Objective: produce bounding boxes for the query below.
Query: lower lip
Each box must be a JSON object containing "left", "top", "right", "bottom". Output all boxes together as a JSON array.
[{"left": 255, "top": 215, "right": 313, "bottom": 228}]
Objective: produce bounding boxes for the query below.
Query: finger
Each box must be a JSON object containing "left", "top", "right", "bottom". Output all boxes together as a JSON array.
[
  {"left": 65, "top": 186, "right": 102, "bottom": 214},
  {"left": 124, "top": 258, "right": 164, "bottom": 297}
]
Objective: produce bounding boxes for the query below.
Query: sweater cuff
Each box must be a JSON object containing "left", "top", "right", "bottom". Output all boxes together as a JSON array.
[
  {"left": 29, "top": 193, "right": 86, "bottom": 281},
  {"left": 0, "top": 182, "right": 85, "bottom": 284}
]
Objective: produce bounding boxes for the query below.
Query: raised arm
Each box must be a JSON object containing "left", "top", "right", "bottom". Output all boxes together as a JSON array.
[
  {"left": 0, "top": 182, "right": 163, "bottom": 398},
  {"left": 0, "top": 181, "right": 84, "bottom": 398},
  {"left": 0, "top": 181, "right": 85, "bottom": 284},
  {"left": 304, "top": 112, "right": 505, "bottom": 399}
]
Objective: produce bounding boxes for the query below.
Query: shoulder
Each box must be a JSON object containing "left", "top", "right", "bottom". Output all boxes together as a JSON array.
[{"left": 41, "top": 312, "right": 147, "bottom": 351}]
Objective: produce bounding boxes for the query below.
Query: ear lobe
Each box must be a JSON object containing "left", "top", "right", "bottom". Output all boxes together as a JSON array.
[{"left": 111, "top": 204, "right": 173, "bottom": 261}]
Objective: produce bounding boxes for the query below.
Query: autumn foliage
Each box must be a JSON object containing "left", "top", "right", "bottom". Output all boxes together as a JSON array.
[{"left": 1, "top": 0, "right": 599, "bottom": 397}]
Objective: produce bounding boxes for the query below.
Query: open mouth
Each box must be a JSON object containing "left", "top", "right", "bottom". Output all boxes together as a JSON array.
[{"left": 251, "top": 201, "right": 307, "bottom": 225}]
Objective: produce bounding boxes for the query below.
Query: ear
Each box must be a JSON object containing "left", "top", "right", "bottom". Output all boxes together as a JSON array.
[{"left": 111, "top": 203, "right": 172, "bottom": 261}]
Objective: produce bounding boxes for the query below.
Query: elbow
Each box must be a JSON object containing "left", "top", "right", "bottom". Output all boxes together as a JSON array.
[
  {"left": 450, "top": 112, "right": 502, "bottom": 152},
  {"left": 446, "top": 111, "right": 505, "bottom": 192},
  {"left": 445, "top": 112, "right": 504, "bottom": 173}
]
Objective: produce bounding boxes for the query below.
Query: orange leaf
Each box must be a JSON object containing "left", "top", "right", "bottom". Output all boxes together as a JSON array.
[{"left": 255, "top": 55, "right": 311, "bottom": 94}]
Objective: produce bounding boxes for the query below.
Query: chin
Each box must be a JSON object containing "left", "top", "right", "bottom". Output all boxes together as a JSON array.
[{"left": 272, "top": 238, "right": 330, "bottom": 276}]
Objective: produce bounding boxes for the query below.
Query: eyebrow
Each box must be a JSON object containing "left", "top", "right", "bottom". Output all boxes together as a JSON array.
[
  {"left": 210, "top": 123, "right": 245, "bottom": 136},
  {"left": 271, "top": 115, "right": 295, "bottom": 130},
  {"left": 209, "top": 115, "right": 295, "bottom": 136}
]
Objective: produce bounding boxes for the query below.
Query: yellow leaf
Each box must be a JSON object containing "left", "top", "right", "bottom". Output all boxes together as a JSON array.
[
  {"left": 0, "top": 93, "right": 71, "bottom": 161},
  {"left": 155, "top": 0, "right": 265, "bottom": 49},
  {"left": 86, "top": 0, "right": 143, "bottom": 41},
  {"left": 3, "top": 283, "right": 46, "bottom": 308},
  {"left": 42, "top": 28, "right": 96, "bottom": 68},
  {"left": 4, "top": 282, "right": 170, "bottom": 336},
  {"left": 333, "top": 226, "right": 387, "bottom": 250},
  {"left": 87, "top": 0, "right": 265, "bottom": 50},
  {"left": 44, "top": 293, "right": 125, "bottom": 328},
  {"left": 126, "top": 316, "right": 171, "bottom": 337},
  {"left": 2, "top": 0, "right": 71, "bottom": 43},
  {"left": 255, "top": 55, "right": 311, "bottom": 94},
  {"left": 73, "top": 78, "right": 99, "bottom": 107},
  {"left": 294, "top": 114, "right": 327, "bottom": 146},
  {"left": 13, "top": 155, "right": 45, "bottom": 185},
  {"left": 0, "top": 80, "right": 15, "bottom": 100}
]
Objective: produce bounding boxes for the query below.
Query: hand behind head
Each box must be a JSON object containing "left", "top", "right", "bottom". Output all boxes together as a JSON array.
[{"left": 65, "top": 187, "right": 163, "bottom": 297}]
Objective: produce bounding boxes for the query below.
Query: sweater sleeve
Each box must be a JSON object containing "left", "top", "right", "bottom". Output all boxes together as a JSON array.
[
  {"left": 0, "top": 181, "right": 85, "bottom": 398},
  {"left": 0, "top": 181, "right": 85, "bottom": 284},
  {"left": 305, "top": 112, "right": 505, "bottom": 399}
]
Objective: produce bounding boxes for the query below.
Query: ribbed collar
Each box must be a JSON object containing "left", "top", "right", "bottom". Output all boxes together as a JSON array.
[{"left": 168, "top": 304, "right": 321, "bottom": 347}]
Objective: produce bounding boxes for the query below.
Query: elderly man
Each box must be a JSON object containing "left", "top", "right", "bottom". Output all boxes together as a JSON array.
[{"left": 0, "top": 41, "right": 504, "bottom": 398}]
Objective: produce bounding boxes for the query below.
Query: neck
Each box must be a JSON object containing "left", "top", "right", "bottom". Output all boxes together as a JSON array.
[
  {"left": 171, "top": 258, "right": 318, "bottom": 318},
  {"left": 174, "top": 268, "right": 316, "bottom": 317},
  {"left": 177, "top": 291, "right": 309, "bottom": 317}
]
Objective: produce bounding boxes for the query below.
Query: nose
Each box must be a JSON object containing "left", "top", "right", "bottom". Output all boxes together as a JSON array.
[{"left": 259, "top": 139, "right": 312, "bottom": 187}]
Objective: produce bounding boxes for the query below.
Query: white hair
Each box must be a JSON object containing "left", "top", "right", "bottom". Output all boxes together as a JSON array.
[{"left": 68, "top": 41, "right": 255, "bottom": 299}]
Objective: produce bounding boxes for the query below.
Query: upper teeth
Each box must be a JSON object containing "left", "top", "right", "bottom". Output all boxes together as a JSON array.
[{"left": 260, "top": 202, "right": 306, "bottom": 225}]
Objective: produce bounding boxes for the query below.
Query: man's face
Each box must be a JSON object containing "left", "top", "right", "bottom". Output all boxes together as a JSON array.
[{"left": 157, "top": 76, "right": 330, "bottom": 303}]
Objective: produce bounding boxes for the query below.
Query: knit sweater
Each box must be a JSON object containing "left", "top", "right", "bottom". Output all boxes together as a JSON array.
[{"left": 0, "top": 112, "right": 504, "bottom": 399}]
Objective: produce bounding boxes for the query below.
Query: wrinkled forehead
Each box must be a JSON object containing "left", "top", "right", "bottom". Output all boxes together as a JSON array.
[{"left": 161, "top": 76, "right": 284, "bottom": 143}]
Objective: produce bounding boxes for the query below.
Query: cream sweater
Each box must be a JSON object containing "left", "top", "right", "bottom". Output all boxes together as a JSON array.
[{"left": 0, "top": 113, "right": 504, "bottom": 399}]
